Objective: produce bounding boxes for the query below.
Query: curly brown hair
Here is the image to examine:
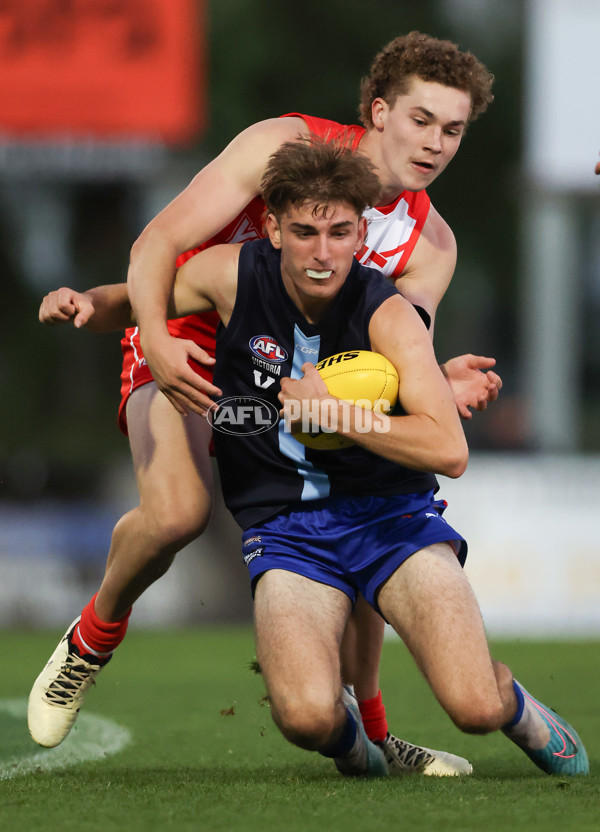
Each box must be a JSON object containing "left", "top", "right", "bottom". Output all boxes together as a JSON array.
[
  {"left": 359, "top": 31, "right": 494, "bottom": 128},
  {"left": 261, "top": 137, "right": 381, "bottom": 219}
]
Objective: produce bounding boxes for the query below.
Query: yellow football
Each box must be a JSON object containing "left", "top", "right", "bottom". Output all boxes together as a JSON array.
[{"left": 293, "top": 350, "right": 399, "bottom": 450}]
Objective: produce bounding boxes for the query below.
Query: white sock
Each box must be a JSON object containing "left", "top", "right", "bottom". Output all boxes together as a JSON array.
[{"left": 503, "top": 681, "right": 551, "bottom": 750}]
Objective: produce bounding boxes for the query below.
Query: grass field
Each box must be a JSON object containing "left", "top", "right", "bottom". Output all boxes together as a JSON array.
[{"left": 1, "top": 627, "right": 598, "bottom": 832}]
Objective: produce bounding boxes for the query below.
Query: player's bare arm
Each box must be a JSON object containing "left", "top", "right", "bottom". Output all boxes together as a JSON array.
[
  {"left": 279, "top": 294, "right": 468, "bottom": 478},
  {"left": 47, "top": 244, "right": 243, "bottom": 412},
  {"left": 398, "top": 205, "right": 502, "bottom": 416},
  {"left": 38, "top": 242, "right": 240, "bottom": 392},
  {"left": 127, "top": 117, "right": 308, "bottom": 415},
  {"left": 123, "top": 242, "right": 243, "bottom": 412},
  {"left": 170, "top": 243, "right": 241, "bottom": 329},
  {"left": 39, "top": 285, "right": 134, "bottom": 333},
  {"left": 394, "top": 205, "right": 457, "bottom": 331}
]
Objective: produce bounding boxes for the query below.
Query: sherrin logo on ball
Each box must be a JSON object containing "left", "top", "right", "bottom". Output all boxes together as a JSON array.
[{"left": 292, "top": 350, "right": 399, "bottom": 451}]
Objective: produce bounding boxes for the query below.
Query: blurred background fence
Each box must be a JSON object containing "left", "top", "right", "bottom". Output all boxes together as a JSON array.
[{"left": 0, "top": 0, "right": 599, "bottom": 634}]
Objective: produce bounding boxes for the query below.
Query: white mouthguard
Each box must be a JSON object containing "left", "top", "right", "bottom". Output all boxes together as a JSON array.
[{"left": 306, "top": 269, "right": 332, "bottom": 279}]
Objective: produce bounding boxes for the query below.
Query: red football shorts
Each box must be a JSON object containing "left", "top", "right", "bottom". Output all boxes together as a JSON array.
[{"left": 118, "top": 311, "right": 219, "bottom": 436}]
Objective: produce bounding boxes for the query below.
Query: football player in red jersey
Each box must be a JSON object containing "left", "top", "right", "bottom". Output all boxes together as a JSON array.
[{"left": 30, "top": 32, "right": 500, "bottom": 775}]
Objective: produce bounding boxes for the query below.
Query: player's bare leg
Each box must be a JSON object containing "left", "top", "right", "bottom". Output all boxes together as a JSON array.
[
  {"left": 95, "top": 383, "right": 214, "bottom": 621},
  {"left": 341, "top": 593, "right": 472, "bottom": 776},
  {"left": 379, "top": 543, "right": 509, "bottom": 731},
  {"left": 254, "top": 569, "right": 387, "bottom": 776},
  {"left": 28, "top": 383, "right": 214, "bottom": 747},
  {"left": 378, "top": 542, "right": 588, "bottom": 775},
  {"left": 341, "top": 596, "right": 383, "bottom": 701}
]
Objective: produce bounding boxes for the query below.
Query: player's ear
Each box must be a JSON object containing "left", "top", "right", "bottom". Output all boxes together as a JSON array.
[
  {"left": 356, "top": 216, "right": 367, "bottom": 250},
  {"left": 371, "top": 97, "right": 388, "bottom": 130},
  {"left": 265, "top": 213, "right": 282, "bottom": 249}
]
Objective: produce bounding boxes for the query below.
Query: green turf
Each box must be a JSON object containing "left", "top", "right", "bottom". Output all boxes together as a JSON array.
[{"left": 0, "top": 628, "right": 598, "bottom": 832}]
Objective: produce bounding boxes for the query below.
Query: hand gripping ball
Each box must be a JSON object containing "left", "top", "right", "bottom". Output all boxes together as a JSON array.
[{"left": 293, "top": 350, "right": 399, "bottom": 450}]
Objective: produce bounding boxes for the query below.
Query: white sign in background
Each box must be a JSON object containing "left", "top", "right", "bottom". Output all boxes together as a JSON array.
[
  {"left": 438, "top": 454, "right": 600, "bottom": 637},
  {"left": 525, "top": 0, "right": 600, "bottom": 192}
]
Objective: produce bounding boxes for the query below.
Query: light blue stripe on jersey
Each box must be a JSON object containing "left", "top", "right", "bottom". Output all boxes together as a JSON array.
[{"left": 278, "top": 325, "right": 330, "bottom": 501}]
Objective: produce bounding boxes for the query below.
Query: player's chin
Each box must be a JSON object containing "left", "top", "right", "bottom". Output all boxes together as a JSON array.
[
  {"left": 409, "top": 163, "right": 436, "bottom": 183},
  {"left": 304, "top": 282, "right": 338, "bottom": 298}
]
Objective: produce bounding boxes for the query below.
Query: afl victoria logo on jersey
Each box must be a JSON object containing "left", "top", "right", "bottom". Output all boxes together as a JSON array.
[{"left": 249, "top": 335, "right": 288, "bottom": 363}]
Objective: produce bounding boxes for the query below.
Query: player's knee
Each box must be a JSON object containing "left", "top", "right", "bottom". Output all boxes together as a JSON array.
[
  {"left": 142, "top": 494, "right": 210, "bottom": 552},
  {"left": 272, "top": 693, "right": 336, "bottom": 750},
  {"left": 449, "top": 698, "right": 506, "bottom": 735}
]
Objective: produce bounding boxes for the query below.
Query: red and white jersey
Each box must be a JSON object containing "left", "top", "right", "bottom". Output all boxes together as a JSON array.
[
  {"left": 357, "top": 191, "right": 429, "bottom": 278},
  {"left": 118, "top": 114, "right": 430, "bottom": 433}
]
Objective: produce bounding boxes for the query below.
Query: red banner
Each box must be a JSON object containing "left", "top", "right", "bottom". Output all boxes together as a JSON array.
[{"left": 0, "top": 0, "right": 206, "bottom": 145}]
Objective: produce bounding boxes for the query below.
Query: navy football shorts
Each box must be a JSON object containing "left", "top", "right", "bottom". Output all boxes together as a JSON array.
[{"left": 241, "top": 490, "right": 467, "bottom": 611}]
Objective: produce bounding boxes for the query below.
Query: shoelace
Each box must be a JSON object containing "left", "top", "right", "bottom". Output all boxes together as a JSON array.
[
  {"left": 44, "top": 652, "right": 100, "bottom": 706},
  {"left": 383, "top": 735, "right": 436, "bottom": 771}
]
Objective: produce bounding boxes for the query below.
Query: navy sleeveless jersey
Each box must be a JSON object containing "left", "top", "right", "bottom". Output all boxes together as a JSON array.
[{"left": 213, "top": 238, "right": 438, "bottom": 529}]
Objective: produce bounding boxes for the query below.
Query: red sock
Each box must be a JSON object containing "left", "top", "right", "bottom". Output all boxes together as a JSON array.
[
  {"left": 358, "top": 690, "right": 388, "bottom": 743},
  {"left": 71, "top": 593, "right": 132, "bottom": 658}
]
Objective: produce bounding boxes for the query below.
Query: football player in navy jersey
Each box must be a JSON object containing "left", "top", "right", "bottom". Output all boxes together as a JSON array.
[
  {"left": 31, "top": 33, "right": 500, "bottom": 773},
  {"left": 33, "top": 139, "right": 588, "bottom": 778}
]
